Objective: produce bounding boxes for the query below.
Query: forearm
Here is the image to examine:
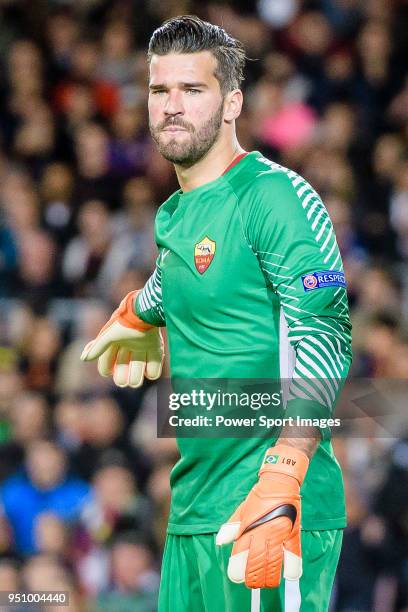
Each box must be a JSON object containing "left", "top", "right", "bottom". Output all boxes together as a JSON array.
[{"left": 278, "top": 424, "right": 321, "bottom": 460}]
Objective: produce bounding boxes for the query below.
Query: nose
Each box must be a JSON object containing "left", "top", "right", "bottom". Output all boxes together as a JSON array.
[{"left": 164, "top": 89, "right": 184, "bottom": 117}]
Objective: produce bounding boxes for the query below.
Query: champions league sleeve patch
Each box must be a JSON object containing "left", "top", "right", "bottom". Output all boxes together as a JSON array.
[{"left": 301, "top": 270, "right": 346, "bottom": 292}]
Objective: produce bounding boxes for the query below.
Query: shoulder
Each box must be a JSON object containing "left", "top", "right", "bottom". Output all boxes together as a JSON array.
[
  {"left": 232, "top": 152, "right": 323, "bottom": 221},
  {"left": 229, "top": 152, "right": 302, "bottom": 200},
  {"left": 250, "top": 154, "right": 317, "bottom": 203}
]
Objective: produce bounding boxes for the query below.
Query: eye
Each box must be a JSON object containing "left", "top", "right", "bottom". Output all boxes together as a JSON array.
[
  {"left": 150, "top": 89, "right": 166, "bottom": 95},
  {"left": 186, "top": 88, "right": 201, "bottom": 95}
]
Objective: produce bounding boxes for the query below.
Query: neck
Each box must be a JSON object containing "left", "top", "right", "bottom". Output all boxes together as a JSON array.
[{"left": 174, "top": 135, "right": 245, "bottom": 192}]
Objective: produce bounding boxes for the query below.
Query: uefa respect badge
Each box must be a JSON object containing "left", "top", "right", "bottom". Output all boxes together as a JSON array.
[{"left": 301, "top": 270, "right": 346, "bottom": 292}]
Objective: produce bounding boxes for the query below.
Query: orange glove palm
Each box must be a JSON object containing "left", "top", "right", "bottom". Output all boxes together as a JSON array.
[{"left": 216, "top": 444, "right": 309, "bottom": 589}]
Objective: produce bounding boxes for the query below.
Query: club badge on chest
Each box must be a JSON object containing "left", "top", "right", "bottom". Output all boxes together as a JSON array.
[{"left": 194, "top": 236, "right": 216, "bottom": 274}]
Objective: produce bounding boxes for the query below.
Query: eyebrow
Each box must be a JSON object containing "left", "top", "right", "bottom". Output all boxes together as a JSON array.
[{"left": 149, "top": 82, "right": 208, "bottom": 90}]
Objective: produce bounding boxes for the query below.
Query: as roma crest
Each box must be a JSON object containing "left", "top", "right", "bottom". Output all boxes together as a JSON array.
[{"left": 194, "top": 236, "right": 216, "bottom": 274}]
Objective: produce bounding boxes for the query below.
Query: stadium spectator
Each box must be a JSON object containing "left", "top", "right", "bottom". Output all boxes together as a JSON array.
[
  {"left": 75, "top": 460, "right": 154, "bottom": 594},
  {"left": 90, "top": 533, "right": 159, "bottom": 612},
  {"left": 0, "top": 558, "right": 20, "bottom": 592},
  {"left": 1, "top": 439, "right": 90, "bottom": 554}
]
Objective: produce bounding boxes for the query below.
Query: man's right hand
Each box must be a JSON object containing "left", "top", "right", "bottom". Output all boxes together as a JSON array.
[{"left": 80, "top": 290, "right": 164, "bottom": 388}]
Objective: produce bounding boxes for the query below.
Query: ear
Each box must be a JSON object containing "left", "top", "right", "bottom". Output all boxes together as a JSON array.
[{"left": 223, "top": 89, "right": 243, "bottom": 123}]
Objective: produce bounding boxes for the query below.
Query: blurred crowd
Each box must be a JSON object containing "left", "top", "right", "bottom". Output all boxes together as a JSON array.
[{"left": 0, "top": 0, "right": 407, "bottom": 610}]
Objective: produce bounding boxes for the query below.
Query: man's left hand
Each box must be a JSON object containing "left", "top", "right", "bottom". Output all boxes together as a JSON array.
[{"left": 216, "top": 444, "right": 309, "bottom": 589}]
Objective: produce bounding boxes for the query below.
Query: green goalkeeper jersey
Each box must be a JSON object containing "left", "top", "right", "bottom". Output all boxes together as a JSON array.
[{"left": 136, "top": 151, "right": 352, "bottom": 533}]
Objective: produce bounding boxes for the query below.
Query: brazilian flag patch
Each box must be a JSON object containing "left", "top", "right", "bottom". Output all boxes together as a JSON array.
[{"left": 265, "top": 454, "right": 279, "bottom": 465}]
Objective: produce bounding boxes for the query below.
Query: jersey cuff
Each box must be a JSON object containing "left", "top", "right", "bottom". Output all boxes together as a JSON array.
[
  {"left": 135, "top": 293, "right": 165, "bottom": 327},
  {"left": 284, "top": 398, "right": 335, "bottom": 440}
]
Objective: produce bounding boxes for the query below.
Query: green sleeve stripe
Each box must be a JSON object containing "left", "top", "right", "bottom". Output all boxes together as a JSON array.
[
  {"left": 293, "top": 360, "right": 335, "bottom": 406},
  {"left": 312, "top": 208, "right": 325, "bottom": 230},
  {"left": 297, "top": 343, "right": 340, "bottom": 388},
  {"left": 295, "top": 335, "right": 342, "bottom": 378},
  {"left": 283, "top": 302, "right": 350, "bottom": 338},
  {"left": 137, "top": 260, "right": 165, "bottom": 326},
  {"left": 290, "top": 377, "right": 330, "bottom": 408}
]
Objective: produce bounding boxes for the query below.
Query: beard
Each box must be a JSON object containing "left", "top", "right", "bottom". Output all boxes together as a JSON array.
[{"left": 149, "top": 100, "right": 224, "bottom": 168}]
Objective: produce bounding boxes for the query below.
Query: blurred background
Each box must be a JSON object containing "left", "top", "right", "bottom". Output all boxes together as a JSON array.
[{"left": 0, "top": 0, "right": 406, "bottom": 610}]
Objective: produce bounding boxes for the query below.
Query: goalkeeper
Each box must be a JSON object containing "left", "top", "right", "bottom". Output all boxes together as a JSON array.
[{"left": 82, "top": 16, "right": 352, "bottom": 612}]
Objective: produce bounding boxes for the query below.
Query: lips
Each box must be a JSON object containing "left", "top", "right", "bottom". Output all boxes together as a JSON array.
[{"left": 162, "top": 127, "right": 187, "bottom": 132}]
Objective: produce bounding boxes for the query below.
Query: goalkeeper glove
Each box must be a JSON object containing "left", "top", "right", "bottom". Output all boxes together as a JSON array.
[
  {"left": 216, "top": 444, "right": 309, "bottom": 589},
  {"left": 80, "top": 290, "right": 164, "bottom": 388}
]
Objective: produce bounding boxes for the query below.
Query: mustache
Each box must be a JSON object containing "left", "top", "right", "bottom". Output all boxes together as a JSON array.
[{"left": 157, "top": 117, "right": 194, "bottom": 132}]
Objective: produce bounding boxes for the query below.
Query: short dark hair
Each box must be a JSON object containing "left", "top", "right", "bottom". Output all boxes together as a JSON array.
[{"left": 148, "top": 15, "right": 246, "bottom": 94}]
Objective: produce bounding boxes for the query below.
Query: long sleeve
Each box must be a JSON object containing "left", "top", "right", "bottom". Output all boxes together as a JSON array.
[
  {"left": 246, "top": 161, "right": 352, "bottom": 420},
  {"left": 135, "top": 250, "right": 166, "bottom": 327}
]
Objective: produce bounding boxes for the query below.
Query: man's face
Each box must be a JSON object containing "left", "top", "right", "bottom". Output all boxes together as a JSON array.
[
  {"left": 26, "top": 441, "right": 66, "bottom": 490},
  {"left": 148, "top": 51, "right": 225, "bottom": 167}
]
